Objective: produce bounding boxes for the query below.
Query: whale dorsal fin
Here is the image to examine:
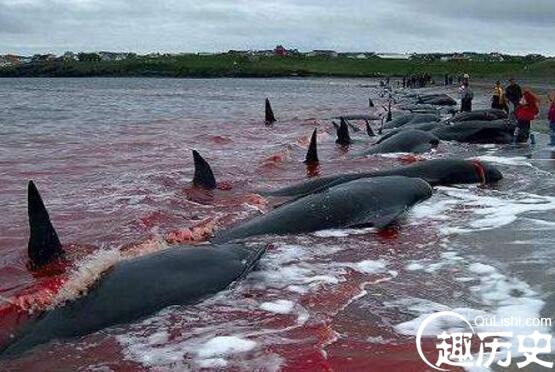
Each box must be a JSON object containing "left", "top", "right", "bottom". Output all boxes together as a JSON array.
[
  {"left": 369, "top": 98, "right": 375, "bottom": 108},
  {"left": 304, "top": 128, "right": 319, "bottom": 164},
  {"left": 336, "top": 118, "right": 352, "bottom": 145},
  {"left": 366, "top": 120, "right": 376, "bottom": 137},
  {"left": 192, "top": 150, "right": 217, "bottom": 190},
  {"left": 265, "top": 98, "right": 276, "bottom": 124},
  {"left": 27, "top": 181, "right": 63, "bottom": 268},
  {"left": 386, "top": 101, "right": 392, "bottom": 122}
]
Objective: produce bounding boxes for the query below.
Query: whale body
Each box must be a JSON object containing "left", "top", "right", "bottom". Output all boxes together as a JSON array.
[
  {"left": 1, "top": 243, "right": 265, "bottom": 358},
  {"left": 260, "top": 159, "right": 502, "bottom": 198},
  {"left": 214, "top": 176, "right": 433, "bottom": 243},
  {"left": 355, "top": 130, "right": 440, "bottom": 157},
  {"left": 431, "top": 120, "right": 515, "bottom": 144}
]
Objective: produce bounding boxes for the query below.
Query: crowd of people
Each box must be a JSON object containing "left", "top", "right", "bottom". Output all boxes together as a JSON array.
[
  {"left": 455, "top": 75, "right": 555, "bottom": 145},
  {"left": 384, "top": 73, "right": 554, "bottom": 147},
  {"left": 403, "top": 74, "right": 433, "bottom": 89}
]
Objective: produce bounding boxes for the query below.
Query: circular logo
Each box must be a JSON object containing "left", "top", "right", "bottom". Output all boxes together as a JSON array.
[{"left": 416, "top": 311, "right": 475, "bottom": 371}]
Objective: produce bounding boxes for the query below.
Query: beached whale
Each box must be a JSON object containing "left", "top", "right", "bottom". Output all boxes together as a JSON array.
[
  {"left": 334, "top": 114, "right": 381, "bottom": 122},
  {"left": 1, "top": 182, "right": 266, "bottom": 358},
  {"left": 431, "top": 119, "right": 516, "bottom": 144},
  {"left": 450, "top": 109, "right": 508, "bottom": 123},
  {"left": 260, "top": 159, "right": 502, "bottom": 198},
  {"left": 383, "top": 113, "right": 440, "bottom": 130},
  {"left": 213, "top": 176, "right": 432, "bottom": 244},
  {"left": 354, "top": 130, "right": 440, "bottom": 157},
  {"left": 1, "top": 243, "right": 265, "bottom": 358},
  {"left": 397, "top": 103, "right": 437, "bottom": 112},
  {"left": 418, "top": 94, "right": 457, "bottom": 106},
  {"left": 376, "top": 122, "right": 442, "bottom": 144}
]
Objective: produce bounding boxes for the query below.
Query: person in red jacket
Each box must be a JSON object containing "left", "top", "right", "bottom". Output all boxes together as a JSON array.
[
  {"left": 548, "top": 92, "right": 555, "bottom": 146},
  {"left": 514, "top": 89, "right": 539, "bottom": 143}
]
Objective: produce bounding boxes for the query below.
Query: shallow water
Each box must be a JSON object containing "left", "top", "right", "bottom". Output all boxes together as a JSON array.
[{"left": 1, "top": 78, "right": 555, "bottom": 371}]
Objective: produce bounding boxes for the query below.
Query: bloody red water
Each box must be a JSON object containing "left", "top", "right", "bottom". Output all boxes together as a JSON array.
[{"left": 1, "top": 78, "right": 554, "bottom": 371}]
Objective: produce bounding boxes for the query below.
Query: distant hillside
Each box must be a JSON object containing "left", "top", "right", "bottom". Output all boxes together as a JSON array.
[
  {"left": 525, "top": 58, "right": 555, "bottom": 77},
  {"left": 0, "top": 54, "right": 534, "bottom": 78}
]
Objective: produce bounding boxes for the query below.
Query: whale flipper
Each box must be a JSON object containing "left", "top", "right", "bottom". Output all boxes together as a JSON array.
[
  {"left": 336, "top": 118, "right": 352, "bottom": 145},
  {"left": 27, "top": 181, "right": 63, "bottom": 268},
  {"left": 192, "top": 150, "right": 216, "bottom": 190},
  {"left": 265, "top": 98, "right": 276, "bottom": 124},
  {"left": 304, "top": 129, "right": 319, "bottom": 165}
]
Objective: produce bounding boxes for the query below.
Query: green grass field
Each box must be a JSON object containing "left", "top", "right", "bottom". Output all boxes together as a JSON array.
[{"left": 1, "top": 54, "right": 553, "bottom": 78}]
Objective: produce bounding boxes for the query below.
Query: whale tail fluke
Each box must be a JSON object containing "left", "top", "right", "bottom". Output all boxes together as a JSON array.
[
  {"left": 336, "top": 118, "right": 352, "bottom": 145},
  {"left": 192, "top": 150, "right": 217, "bottom": 190},
  {"left": 27, "top": 181, "right": 63, "bottom": 268},
  {"left": 304, "top": 129, "right": 319, "bottom": 165},
  {"left": 265, "top": 98, "right": 276, "bottom": 124}
]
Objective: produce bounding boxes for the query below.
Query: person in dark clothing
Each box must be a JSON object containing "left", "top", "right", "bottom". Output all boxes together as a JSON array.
[
  {"left": 514, "top": 89, "right": 539, "bottom": 144},
  {"left": 459, "top": 74, "right": 473, "bottom": 112},
  {"left": 505, "top": 78, "right": 523, "bottom": 114}
]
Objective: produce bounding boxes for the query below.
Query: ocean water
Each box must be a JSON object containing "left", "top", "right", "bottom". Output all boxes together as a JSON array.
[{"left": 1, "top": 77, "right": 555, "bottom": 371}]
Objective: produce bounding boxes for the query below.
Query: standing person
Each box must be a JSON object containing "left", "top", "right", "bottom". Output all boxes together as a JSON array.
[
  {"left": 459, "top": 74, "right": 473, "bottom": 112},
  {"left": 491, "top": 81, "right": 508, "bottom": 112},
  {"left": 548, "top": 92, "right": 555, "bottom": 146},
  {"left": 505, "top": 78, "right": 523, "bottom": 115},
  {"left": 514, "top": 89, "right": 539, "bottom": 144}
]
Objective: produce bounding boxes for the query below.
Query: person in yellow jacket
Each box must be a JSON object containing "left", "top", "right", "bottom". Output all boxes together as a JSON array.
[{"left": 491, "top": 80, "right": 509, "bottom": 112}]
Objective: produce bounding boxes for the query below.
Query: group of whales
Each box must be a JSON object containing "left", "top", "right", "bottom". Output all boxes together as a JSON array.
[
  {"left": 326, "top": 95, "right": 515, "bottom": 158},
  {"left": 1, "top": 94, "right": 506, "bottom": 358}
]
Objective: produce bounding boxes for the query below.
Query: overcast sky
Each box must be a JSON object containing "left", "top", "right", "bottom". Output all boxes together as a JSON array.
[{"left": 1, "top": 0, "right": 554, "bottom": 56}]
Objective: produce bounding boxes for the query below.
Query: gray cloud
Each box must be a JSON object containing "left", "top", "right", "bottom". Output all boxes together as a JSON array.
[{"left": 0, "top": 0, "right": 554, "bottom": 55}]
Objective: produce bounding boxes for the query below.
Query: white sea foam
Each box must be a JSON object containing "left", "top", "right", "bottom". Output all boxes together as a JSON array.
[
  {"left": 417, "top": 187, "right": 555, "bottom": 234},
  {"left": 312, "top": 227, "right": 376, "bottom": 237},
  {"left": 197, "top": 336, "right": 257, "bottom": 358},
  {"left": 51, "top": 239, "right": 171, "bottom": 308},
  {"left": 393, "top": 257, "right": 549, "bottom": 369},
  {"left": 470, "top": 155, "right": 532, "bottom": 167},
  {"left": 50, "top": 248, "right": 123, "bottom": 308},
  {"left": 345, "top": 259, "right": 388, "bottom": 274},
  {"left": 260, "top": 300, "right": 295, "bottom": 315}
]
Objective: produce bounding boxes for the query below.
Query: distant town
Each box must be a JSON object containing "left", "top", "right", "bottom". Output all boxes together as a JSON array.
[{"left": 0, "top": 45, "right": 548, "bottom": 68}]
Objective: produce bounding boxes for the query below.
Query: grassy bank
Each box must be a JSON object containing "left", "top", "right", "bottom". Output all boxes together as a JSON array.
[{"left": 2, "top": 54, "right": 552, "bottom": 78}]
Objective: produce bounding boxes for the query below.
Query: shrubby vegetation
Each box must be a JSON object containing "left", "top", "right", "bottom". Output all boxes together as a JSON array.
[{"left": 0, "top": 54, "right": 553, "bottom": 78}]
